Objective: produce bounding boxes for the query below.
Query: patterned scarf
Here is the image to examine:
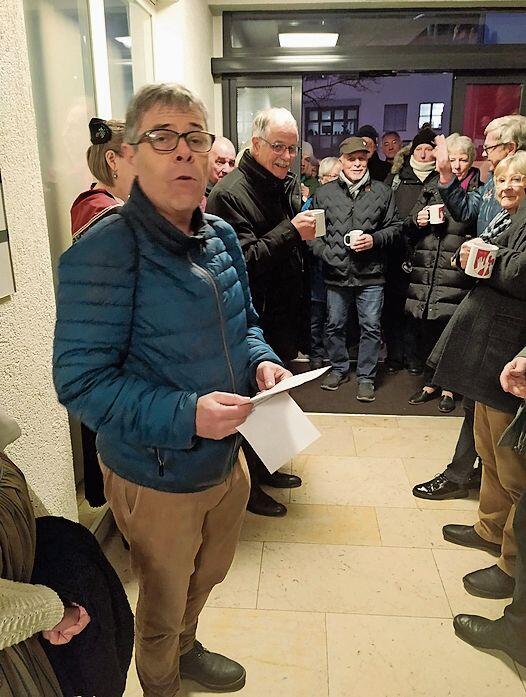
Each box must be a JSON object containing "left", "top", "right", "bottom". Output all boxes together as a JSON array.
[
  {"left": 339, "top": 169, "right": 371, "bottom": 199},
  {"left": 480, "top": 209, "right": 511, "bottom": 242}
]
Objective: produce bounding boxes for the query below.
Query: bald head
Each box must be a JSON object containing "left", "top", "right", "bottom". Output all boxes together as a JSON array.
[{"left": 208, "top": 136, "right": 236, "bottom": 185}]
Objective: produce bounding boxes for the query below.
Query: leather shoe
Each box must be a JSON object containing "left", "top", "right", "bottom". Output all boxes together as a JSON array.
[
  {"left": 453, "top": 614, "right": 526, "bottom": 667},
  {"left": 438, "top": 394, "right": 456, "bottom": 413},
  {"left": 247, "top": 486, "right": 287, "bottom": 517},
  {"left": 259, "top": 471, "right": 302, "bottom": 489},
  {"left": 413, "top": 473, "right": 468, "bottom": 500},
  {"left": 310, "top": 358, "right": 324, "bottom": 370},
  {"left": 409, "top": 388, "right": 438, "bottom": 405},
  {"left": 180, "top": 640, "right": 246, "bottom": 691},
  {"left": 442, "top": 524, "right": 501, "bottom": 556},
  {"left": 406, "top": 364, "right": 423, "bottom": 375},
  {"left": 463, "top": 564, "right": 515, "bottom": 599}
]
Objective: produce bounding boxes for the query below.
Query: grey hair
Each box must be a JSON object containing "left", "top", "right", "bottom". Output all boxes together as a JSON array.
[
  {"left": 318, "top": 156, "right": 341, "bottom": 179},
  {"left": 445, "top": 133, "right": 476, "bottom": 167},
  {"left": 250, "top": 107, "right": 298, "bottom": 144},
  {"left": 485, "top": 114, "right": 526, "bottom": 151},
  {"left": 124, "top": 83, "right": 208, "bottom": 144},
  {"left": 493, "top": 150, "right": 526, "bottom": 179}
]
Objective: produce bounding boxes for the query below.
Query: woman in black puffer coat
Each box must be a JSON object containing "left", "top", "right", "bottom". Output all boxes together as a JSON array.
[{"left": 406, "top": 133, "right": 482, "bottom": 411}]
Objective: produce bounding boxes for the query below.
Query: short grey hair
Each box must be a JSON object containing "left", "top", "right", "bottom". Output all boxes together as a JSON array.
[
  {"left": 250, "top": 107, "right": 298, "bottom": 143},
  {"left": 445, "top": 133, "right": 476, "bottom": 167},
  {"left": 318, "top": 156, "right": 341, "bottom": 179},
  {"left": 493, "top": 150, "right": 526, "bottom": 179},
  {"left": 485, "top": 114, "right": 526, "bottom": 151},
  {"left": 124, "top": 83, "right": 208, "bottom": 144}
]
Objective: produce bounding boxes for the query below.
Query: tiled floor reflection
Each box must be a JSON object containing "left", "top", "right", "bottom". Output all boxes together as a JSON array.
[{"left": 104, "top": 413, "right": 525, "bottom": 696}]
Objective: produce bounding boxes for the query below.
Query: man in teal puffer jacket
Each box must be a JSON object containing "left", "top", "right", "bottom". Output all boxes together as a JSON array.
[{"left": 53, "top": 83, "right": 288, "bottom": 697}]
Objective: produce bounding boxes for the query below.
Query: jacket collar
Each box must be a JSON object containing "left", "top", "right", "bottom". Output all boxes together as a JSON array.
[
  {"left": 121, "top": 179, "right": 207, "bottom": 256},
  {"left": 238, "top": 151, "right": 297, "bottom": 193}
]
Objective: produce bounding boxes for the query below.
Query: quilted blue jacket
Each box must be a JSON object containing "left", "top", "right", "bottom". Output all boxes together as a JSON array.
[{"left": 53, "top": 182, "right": 281, "bottom": 493}]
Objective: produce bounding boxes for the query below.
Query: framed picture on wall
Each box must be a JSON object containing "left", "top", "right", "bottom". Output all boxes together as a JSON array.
[{"left": 0, "top": 173, "right": 16, "bottom": 299}]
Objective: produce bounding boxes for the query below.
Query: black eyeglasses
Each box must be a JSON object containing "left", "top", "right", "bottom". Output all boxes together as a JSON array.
[
  {"left": 131, "top": 129, "right": 215, "bottom": 153},
  {"left": 482, "top": 142, "right": 507, "bottom": 156},
  {"left": 258, "top": 137, "right": 299, "bottom": 156}
]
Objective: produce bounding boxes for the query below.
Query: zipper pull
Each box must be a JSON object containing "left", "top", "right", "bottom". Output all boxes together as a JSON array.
[{"left": 155, "top": 449, "right": 165, "bottom": 477}]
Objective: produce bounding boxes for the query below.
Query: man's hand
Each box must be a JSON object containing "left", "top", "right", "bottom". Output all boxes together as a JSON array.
[
  {"left": 196, "top": 392, "right": 253, "bottom": 440},
  {"left": 43, "top": 605, "right": 90, "bottom": 645},
  {"left": 416, "top": 207, "right": 430, "bottom": 228},
  {"left": 352, "top": 233, "right": 374, "bottom": 252},
  {"left": 300, "top": 183, "right": 310, "bottom": 201},
  {"left": 459, "top": 238, "right": 483, "bottom": 269},
  {"left": 434, "top": 134, "right": 454, "bottom": 184},
  {"left": 256, "top": 361, "right": 293, "bottom": 392},
  {"left": 500, "top": 357, "right": 526, "bottom": 398},
  {"left": 291, "top": 211, "right": 316, "bottom": 241}
]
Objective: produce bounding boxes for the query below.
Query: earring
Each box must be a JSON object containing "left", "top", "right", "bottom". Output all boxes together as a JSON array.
[{"left": 113, "top": 171, "right": 118, "bottom": 179}]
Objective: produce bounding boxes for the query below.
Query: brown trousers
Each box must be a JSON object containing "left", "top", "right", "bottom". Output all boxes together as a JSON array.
[
  {"left": 100, "top": 458, "right": 250, "bottom": 697},
  {"left": 474, "top": 403, "right": 526, "bottom": 577}
]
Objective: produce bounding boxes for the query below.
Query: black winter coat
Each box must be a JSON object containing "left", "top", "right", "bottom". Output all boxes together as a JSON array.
[
  {"left": 206, "top": 151, "right": 306, "bottom": 361},
  {"left": 428, "top": 200, "right": 526, "bottom": 414},
  {"left": 311, "top": 177, "right": 401, "bottom": 287},
  {"left": 404, "top": 168, "right": 481, "bottom": 321},
  {"left": 32, "top": 517, "right": 134, "bottom": 697}
]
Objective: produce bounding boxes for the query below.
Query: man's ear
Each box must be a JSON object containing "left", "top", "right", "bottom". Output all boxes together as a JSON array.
[
  {"left": 251, "top": 136, "right": 260, "bottom": 158},
  {"left": 120, "top": 143, "right": 137, "bottom": 167}
]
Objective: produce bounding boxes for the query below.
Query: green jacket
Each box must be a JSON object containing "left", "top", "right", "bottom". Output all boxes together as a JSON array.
[{"left": 500, "top": 347, "right": 526, "bottom": 454}]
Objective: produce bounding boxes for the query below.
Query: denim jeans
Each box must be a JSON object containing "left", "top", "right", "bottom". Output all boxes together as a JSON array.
[
  {"left": 326, "top": 284, "right": 384, "bottom": 382},
  {"left": 310, "top": 300, "right": 327, "bottom": 361}
]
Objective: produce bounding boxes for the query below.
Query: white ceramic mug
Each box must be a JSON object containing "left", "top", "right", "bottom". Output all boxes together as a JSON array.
[
  {"left": 310, "top": 209, "right": 326, "bottom": 237},
  {"left": 464, "top": 240, "right": 499, "bottom": 279},
  {"left": 428, "top": 203, "right": 445, "bottom": 224},
  {"left": 344, "top": 229, "right": 363, "bottom": 248}
]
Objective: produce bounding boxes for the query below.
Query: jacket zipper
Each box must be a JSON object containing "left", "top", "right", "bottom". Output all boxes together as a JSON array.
[{"left": 187, "top": 249, "right": 241, "bottom": 467}]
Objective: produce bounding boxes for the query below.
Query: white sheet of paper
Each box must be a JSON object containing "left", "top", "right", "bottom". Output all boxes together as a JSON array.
[
  {"left": 251, "top": 366, "right": 329, "bottom": 405},
  {"left": 237, "top": 392, "right": 321, "bottom": 473}
]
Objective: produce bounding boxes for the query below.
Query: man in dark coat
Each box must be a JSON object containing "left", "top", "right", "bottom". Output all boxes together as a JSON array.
[
  {"left": 207, "top": 107, "right": 316, "bottom": 517},
  {"left": 356, "top": 124, "right": 391, "bottom": 182},
  {"left": 311, "top": 136, "right": 401, "bottom": 402}
]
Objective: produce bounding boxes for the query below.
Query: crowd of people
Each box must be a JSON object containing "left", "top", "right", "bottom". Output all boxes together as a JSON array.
[{"left": 2, "top": 81, "right": 526, "bottom": 696}]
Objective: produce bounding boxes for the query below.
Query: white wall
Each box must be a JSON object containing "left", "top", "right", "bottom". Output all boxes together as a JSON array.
[
  {"left": 0, "top": 0, "right": 77, "bottom": 519},
  {"left": 154, "top": 0, "right": 216, "bottom": 129}
]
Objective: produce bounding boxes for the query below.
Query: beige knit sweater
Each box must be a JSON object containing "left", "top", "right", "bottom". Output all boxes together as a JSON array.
[{"left": 0, "top": 578, "right": 64, "bottom": 651}]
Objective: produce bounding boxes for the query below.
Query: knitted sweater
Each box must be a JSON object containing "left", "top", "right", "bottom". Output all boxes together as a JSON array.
[{"left": 0, "top": 578, "right": 64, "bottom": 651}]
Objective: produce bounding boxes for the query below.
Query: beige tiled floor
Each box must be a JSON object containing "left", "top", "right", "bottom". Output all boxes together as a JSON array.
[{"left": 104, "top": 413, "right": 526, "bottom": 696}]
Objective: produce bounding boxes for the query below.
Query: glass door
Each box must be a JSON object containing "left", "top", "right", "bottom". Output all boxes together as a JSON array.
[
  {"left": 451, "top": 74, "right": 526, "bottom": 179},
  {"left": 223, "top": 76, "right": 303, "bottom": 177}
]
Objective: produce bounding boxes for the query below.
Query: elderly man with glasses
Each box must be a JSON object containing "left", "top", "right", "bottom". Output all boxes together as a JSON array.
[
  {"left": 207, "top": 107, "right": 316, "bottom": 517},
  {"left": 53, "top": 83, "right": 289, "bottom": 697}
]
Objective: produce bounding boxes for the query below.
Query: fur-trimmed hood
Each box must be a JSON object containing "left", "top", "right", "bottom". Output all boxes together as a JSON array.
[{"left": 390, "top": 145, "right": 412, "bottom": 175}]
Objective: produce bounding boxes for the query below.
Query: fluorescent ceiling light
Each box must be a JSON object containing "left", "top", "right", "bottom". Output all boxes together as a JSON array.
[
  {"left": 279, "top": 33, "right": 339, "bottom": 48},
  {"left": 115, "top": 35, "right": 132, "bottom": 49}
]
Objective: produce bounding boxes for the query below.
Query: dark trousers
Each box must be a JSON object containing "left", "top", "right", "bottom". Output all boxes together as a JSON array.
[
  {"left": 310, "top": 300, "right": 327, "bottom": 361},
  {"left": 242, "top": 440, "right": 269, "bottom": 491},
  {"left": 504, "top": 490, "right": 526, "bottom": 633},
  {"left": 444, "top": 398, "right": 480, "bottom": 485},
  {"left": 382, "top": 291, "right": 407, "bottom": 369},
  {"left": 405, "top": 315, "right": 450, "bottom": 387}
]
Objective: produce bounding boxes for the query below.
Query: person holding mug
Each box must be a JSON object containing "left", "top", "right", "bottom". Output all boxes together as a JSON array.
[
  {"left": 406, "top": 134, "right": 481, "bottom": 413},
  {"left": 426, "top": 151, "right": 526, "bottom": 600}
]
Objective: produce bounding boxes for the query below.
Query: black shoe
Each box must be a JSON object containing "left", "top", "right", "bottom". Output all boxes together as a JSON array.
[
  {"left": 310, "top": 358, "right": 324, "bottom": 370},
  {"left": 439, "top": 395, "right": 456, "bottom": 413},
  {"left": 413, "top": 473, "right": 469, "bottom": 500},
  {"left": 321, "top": 371, "right": 349, "bottom": 391},
  {"left": 247, "top": 486, "right": 287, "bottom": 517},
  {"left": 259, "top": 471, "right": 302, "bottom": 489},
  {"left": 467, "top": 467, "right": 482, "bottom": 490},
  {"left": 463, "top": 564, "right": 515, "bottom": 599},
  {"left": 356, "top": 382, "right": 375, "bottom": 402},
  {"left": 385, "top": 361, "right": 402, "bottom": 374},
  {"left": 406, "top": 364, "right": 423, "bottom": 376},
  {"left": 409, "top": 388, "right": 439, "bottom": 405},
  {"left": 180, "top": 640, "right": 246, "bottom": 691},
  {"left": 453, "top": 615, "right": 526, "bottom": 667},
  {"left": 442, "top": 524, "right": 501, "bottom": 556}
]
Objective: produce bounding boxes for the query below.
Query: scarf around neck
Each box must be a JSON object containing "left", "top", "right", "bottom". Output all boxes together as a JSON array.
[
  {"left": 339, "top": 169, "right": 371, "bottom": 199},
  {"left": 410, "top": 156, "right": 436, "bottom": 183}
]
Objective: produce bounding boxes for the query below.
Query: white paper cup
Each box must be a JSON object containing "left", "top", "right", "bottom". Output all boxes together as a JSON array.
[
  {"left": 465, "top": 240, "right": 499, "bottom": 279},
  {"left": 310, "top": 209, "right": 326, "bottom": 237},
  {"left": 344, "top": 229, "right": 363, "bottom": 248},
  {"left": 428, "top": 203, "right": 445, "bottom": 224}
]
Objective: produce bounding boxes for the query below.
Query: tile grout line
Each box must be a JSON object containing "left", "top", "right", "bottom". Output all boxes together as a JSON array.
[
  {"left": 255, "top": 541, "right": 264, "bottom": 610},
  {"left": 324, "top": 613, "right": 330, "bottom": 697},
  {"left": 430, "top": 547, "right": 454, "bottom": 619}
]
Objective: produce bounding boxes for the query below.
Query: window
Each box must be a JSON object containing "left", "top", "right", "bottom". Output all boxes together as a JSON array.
[
  {"left": 306, "top": 106, "right": 359, "bottom": 156},
  {"left": 383, "top": 104, "right": 407, "bottom": 132},
  {"left": 419, "top": 102, "right": 445, "bottom": 130}
]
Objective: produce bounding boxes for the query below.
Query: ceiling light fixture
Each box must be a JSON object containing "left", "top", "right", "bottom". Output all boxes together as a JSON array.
[{"left": 279, "top": 32, "right": 339, "bottom": 48}]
